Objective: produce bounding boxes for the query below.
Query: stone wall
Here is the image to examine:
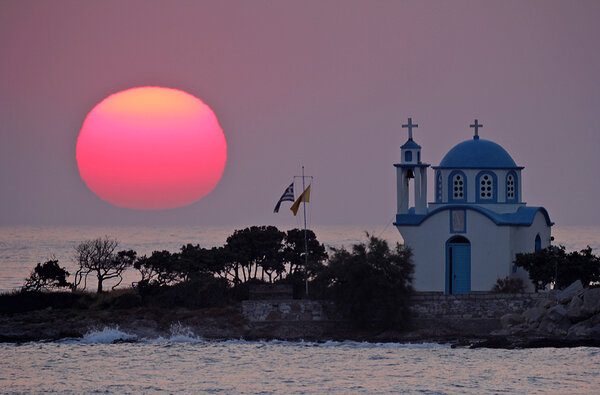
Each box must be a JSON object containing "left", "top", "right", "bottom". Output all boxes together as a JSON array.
[
  {"left": 409, "top": 292, "right": 546, "bottom": 319},
  {"left": 242, "top": 299, "right": 340, "bottom": 322},
  {"left": 240, "top": 293, "right": 549, "bottom": 340}
]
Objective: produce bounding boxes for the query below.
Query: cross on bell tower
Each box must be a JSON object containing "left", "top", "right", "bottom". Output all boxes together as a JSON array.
[
  {"left": 470, "top": 119, "right": 483, "bottom": 140},
  {"left": 402, "top": 117, "right": 418, "bottom": 140}
]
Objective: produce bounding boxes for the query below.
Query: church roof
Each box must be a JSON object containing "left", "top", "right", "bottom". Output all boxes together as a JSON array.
[
  {"left": 401, "top": 139, "right": 421, "bottom": 149},
  {"left": 435, "top": 138, "right": 520, "bottom": 169},
  {"left": 394, "top": 205, "right": 554, "bottom": 227}
]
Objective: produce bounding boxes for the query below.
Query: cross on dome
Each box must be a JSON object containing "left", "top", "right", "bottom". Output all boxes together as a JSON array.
[
  {"left": 402, "top": 117, "right": 418, "bottom": 140},
  {"left": 470, "top": 119, "right": 483, "bottom": 140}
]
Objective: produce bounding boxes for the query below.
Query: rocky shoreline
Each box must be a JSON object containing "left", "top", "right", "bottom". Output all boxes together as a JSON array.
[{"left": 2, "top": 283, "right": 600, "bottom": 348}]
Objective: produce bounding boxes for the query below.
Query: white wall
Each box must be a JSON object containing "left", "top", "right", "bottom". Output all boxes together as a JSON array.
[{"left": 397, "top": 208, "right": 549, "bottom": 292}]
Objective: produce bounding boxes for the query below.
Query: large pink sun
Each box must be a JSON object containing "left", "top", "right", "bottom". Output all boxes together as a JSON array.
[{"left": 76, "top": 87, "right": 227, "bottom": 209}]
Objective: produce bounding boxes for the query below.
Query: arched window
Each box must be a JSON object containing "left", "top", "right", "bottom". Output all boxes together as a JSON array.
[
  {"left": 448, "top": 171, "right": 466, "bottom": 202},
  {"left": 436, "top": 171, "right": 443, "bottom": 202},
  {"left": 405, "top": 150, "right": 412, "bottom": 162},
  {"left": 506, "top": 171, "right": 518, "bottom": 202},
  {"left": 535, "top": 234, "right": 541, "bottom": 252},
  {"left": 476, "top": 171, "right": 497, "bottom": 202}
]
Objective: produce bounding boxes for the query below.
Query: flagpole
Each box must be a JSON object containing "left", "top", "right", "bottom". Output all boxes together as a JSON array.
[{"left": 302, "top": 166, "right": 309, "bottom": 296}]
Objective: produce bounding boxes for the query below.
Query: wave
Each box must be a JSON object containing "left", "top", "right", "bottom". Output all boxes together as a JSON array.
[
  {"left": 60, "top": 323, "right": 204, "bottom": 344},
  {"left": 57, "top": 327, "right": 449, "bottom": 348}
]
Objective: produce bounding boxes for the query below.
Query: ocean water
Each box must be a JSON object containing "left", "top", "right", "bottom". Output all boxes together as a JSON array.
[
  {"left": 1, "top": 225, "right": 600, "bottom": 393},
  {"left": 0, "top": 224, "right": 598, "bottom": 293},
  {"left": 0, "top": 331, "right": 599, "bottom": 393}
]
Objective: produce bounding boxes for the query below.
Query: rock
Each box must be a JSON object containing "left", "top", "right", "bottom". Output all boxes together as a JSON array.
[
  {"left": 566, "top": 296, "right": 584, "bottom": 322},
  {"left": 523, "top": 307, "right": 545, "bottom": 324},
  {"left": 500, "top": 313, "right": 523, "bottom": 328},
  {"left": 567, "top": 320, "right": 592, "bottom": 339},
  {"left": 556, "top": 280, "right": 583, "bottom": 303},
  {"left": 547, "top": 305, "right": 567, "bottom": 322},
  {"left": 537, "top": 298, "right": 555, "bottom": 309},
  {"left": 581, "top": 288, "right": 600, "bottom": 317},
  {"left": 537, "top": 318, "right": 556, "bottom": 334}
]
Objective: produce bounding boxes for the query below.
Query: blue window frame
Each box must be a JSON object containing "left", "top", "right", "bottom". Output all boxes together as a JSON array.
[
  {"left": 448, "top": 170, "right": 467, "bottom": 202},
  {"left": 405, "top": 150, "right": 412, "bottom": 162},
  {"left": 476, "top": 171, "right": 497, "bottom": 203},
  {"left": 436, "top": 171, "right": 443, "bottom": 203},
  {"left": 506, "top": 171, "right": 518, "bottom": 202}
]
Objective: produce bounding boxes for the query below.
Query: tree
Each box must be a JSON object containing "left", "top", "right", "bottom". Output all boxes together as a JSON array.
[
  {"left": 23, "top": 259, "right": 71, "bottom": 291},
  {"left": 514, "top": 246, "right": 563, "bottom": 292},
  {"left": 283, "top": 228, "right": 327, "bottom": 278},
  {"left": 223, "top": 226, "right": 286, "bottom": 283},
  {"left": 314, "top": 235, "right": 414, "bottom": 329},
  {"left": 514, "top": 245, "right": 600, "bottom": 291},
  {"left": 73, "top": 237, "right": 136, "bottom": 293}
]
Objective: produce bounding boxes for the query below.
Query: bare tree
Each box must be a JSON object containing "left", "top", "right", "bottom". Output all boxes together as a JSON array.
[{"left": 73, "top": 237, "right": 136, "bottom": 293}]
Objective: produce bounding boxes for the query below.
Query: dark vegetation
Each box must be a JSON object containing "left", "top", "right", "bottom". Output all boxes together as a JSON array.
[
  {"left": 491, "top": 277, "right": 525, "bottom": 293},
  {"left": 5, "top": 227, "right": 415, "bottom": 330},
  {"left": 514, "top": 245, "right": 600, "bottom": 291}
]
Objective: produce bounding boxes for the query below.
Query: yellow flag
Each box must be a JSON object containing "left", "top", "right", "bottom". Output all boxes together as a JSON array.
[{"left": 290, "top": 185, "right": 311, "bottom": 216}]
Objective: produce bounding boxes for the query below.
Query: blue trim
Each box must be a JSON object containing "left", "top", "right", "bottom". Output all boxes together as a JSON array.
[
  {"left": 448, "top": 170, "right": 467, "bottom": 203},
  {"left": 449, "top": 209, "right": 467, "bottom": 233},
  {"left": 475, "top": 171, "right": 497, "bottom": 203},
  {"left": 433, "top": 166, "right": 525, "bottom": 170},
  {"left": 394, "top": 163, "right": 430, "bottom": 168},
  {"left": 435, "top": 170, "right": 442, "bottom": 203},
  {"left": 405, "top": 150, "right": 412, "bottom": 162},
  {"left": 506, "top": 170, "right": 518, "bottom": 203},
  {"left": 401, "top": 139, "right": 421, "bottom": 149},
  {"left": 394, "top": 205, "right": 554, "bottom": 227}
]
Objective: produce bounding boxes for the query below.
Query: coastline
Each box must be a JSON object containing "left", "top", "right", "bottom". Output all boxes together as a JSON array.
[{"left": 2, "top": 302, "right": 599, "bottom": 349}]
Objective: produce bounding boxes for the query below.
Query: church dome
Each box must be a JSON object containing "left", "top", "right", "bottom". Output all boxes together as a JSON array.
[{"left": 438, "top": 138, "right": 518, "bottom": 169}]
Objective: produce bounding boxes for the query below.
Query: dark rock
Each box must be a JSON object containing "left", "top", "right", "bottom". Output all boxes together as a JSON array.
[
  {"left": 556, "top": 280, "right": 583, "bottom": 304},
  {"left": 523, "top": 306, "right": 545, "bottom": 323},
  {"left": 582, "top": 288, "right": 600, "bottom": 317},
  {"left": 500, "top": 313, "right": 523, "bottom": 328},
  {"left": 547, "top": 305, "right": 567, "bottom": 322},
  {"left": 566, "top": 295, "right": 584, "bottom": 322}
]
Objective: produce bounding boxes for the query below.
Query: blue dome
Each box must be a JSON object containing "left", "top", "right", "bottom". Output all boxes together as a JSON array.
[{"left": 438, "top": 138, "right": 518, "bottom": 168}]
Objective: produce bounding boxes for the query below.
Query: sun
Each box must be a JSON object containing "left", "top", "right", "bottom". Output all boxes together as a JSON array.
[{"left": 76, "top": 86, "right": 227, "bottom": 209}]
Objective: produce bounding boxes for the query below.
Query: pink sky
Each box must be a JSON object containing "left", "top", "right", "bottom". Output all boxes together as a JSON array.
[{"left": 1, "top": 0, "right": 599, "bottom": 226}]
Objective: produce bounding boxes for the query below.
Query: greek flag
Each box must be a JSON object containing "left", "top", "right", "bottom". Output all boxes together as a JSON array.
[{"left": 274, "top": 183, "right": 295, "bottom": 213}]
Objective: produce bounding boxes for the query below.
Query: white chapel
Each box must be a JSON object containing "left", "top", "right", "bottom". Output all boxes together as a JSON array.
[{"left": 394, "top": 118, "right": 553, "bottom": 294}]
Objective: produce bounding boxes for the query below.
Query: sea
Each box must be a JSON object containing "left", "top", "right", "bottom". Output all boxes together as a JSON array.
[{"left": 1, "top": 224, "right": 600, "bottom": 393}]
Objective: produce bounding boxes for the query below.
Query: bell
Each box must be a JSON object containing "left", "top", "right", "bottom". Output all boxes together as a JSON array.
[{"left": 406, "top": 169, "right": 414, "bottom": 179}]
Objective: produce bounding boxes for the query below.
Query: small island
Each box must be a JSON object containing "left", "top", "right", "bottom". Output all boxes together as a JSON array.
[{"left": 1, "top": 226, "right": 599, "bottom": 348}]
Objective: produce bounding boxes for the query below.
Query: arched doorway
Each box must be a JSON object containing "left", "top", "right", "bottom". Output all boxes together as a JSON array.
[{"left": 446, "top": 236, "right": 471, "bottom": 294}]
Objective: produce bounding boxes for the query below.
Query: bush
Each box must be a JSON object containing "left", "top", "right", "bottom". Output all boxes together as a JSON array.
[
  {"left": 491, "top": 277, "right": 525, "bottom": 293},
  {"left": 0, "top": 291, "right": 93, "bottom": 314},
  {"left": 515, "top": 245, "right": 600, "bottom": 291},
  {"left": 23, "top": 260, "right": 71, "bottom": 291},
  {"left": 313, "top": 235, "right": 414, "bottom": 330}
]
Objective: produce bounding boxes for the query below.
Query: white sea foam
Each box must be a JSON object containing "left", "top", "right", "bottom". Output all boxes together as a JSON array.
[{"left": 79, "top": 326, "right": 138, "bottom": 344}]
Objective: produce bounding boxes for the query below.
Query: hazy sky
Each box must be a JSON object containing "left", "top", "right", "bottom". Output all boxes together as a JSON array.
[{"left": 1, "top": 0, "right": 599, "bottom": 227}]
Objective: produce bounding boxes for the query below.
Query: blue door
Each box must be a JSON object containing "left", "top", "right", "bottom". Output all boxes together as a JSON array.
[{"left": 446, "top": 237, "right": 471, "bottom": 294}]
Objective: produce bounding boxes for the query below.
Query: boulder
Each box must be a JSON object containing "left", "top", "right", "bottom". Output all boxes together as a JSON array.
[
  {"left": 522, "top": 306, "right": 545, "bottom": 324},
  {"left": 566, "top": 296, "right": 585, "bottom": 323},
  {"left": 547, "top": 304, "right": 567, "bottom": 323},
  {"left": 500, "top": 313, "right": 523, "bottom": 328},
  {"left": 567, "top": 321, "right": 592, "bottom": 339},
  {"left": 556, "top": 280, "right": 583, "bottom": 304},
  {"left": 581, "top": 288, "right": 600, "bottom": 317}
]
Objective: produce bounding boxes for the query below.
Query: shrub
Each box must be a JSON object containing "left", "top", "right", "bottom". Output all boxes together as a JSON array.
[
  {"left": 313, "top": 235, "right": 414, "bottom": 330},
  {"left": 491, "top": 277, "right": 525, "bottom": 293},
  {"left": 23, "top": 259, "right": 71, "bottom": 291}
]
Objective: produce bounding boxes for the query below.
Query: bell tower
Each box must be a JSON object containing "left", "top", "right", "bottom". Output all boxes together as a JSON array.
[{"left": 395, "top": 117, "right": 429, "bottom": 215}]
